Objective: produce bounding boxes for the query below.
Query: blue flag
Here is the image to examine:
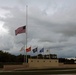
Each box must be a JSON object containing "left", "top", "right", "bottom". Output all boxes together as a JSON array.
[
  {"left": 39, "top": 48, "right": 44, "bottom": 53},
  {"left": 32, "top": 47, "right": 38, "bottom": 53}
]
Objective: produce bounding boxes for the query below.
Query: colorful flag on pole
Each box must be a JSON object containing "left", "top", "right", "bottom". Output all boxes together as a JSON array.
[
  {"left": 39, "top": 48, "right": 44, "bottom": 53},
  {"left": 26, "top": 46, "right": 31, "bottom": 52},
  {"left": 32, "top": 47, "right": 38, "bottom": 53},
  {"left": 15, "top": 26, "right": 26, "bottom": 35}
]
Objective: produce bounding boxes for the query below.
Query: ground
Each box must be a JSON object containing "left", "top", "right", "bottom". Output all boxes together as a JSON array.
[{"left": 0, "top": 68, "right": 76, "bottom": 75}]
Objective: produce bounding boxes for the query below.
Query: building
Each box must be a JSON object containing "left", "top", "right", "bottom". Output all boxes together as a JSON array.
[
  {"left": 28, "top": 54, "right": 58, "bottom": 68},
  {"left": 28, "top": 59, "right": 59, "bottom": 68}
]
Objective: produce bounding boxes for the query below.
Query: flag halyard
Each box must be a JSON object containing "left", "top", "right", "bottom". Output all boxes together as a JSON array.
[{"left": 20, "top": 46, "right": 25, "bottom": 51}]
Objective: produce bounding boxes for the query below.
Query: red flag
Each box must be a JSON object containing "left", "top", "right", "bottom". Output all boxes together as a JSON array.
[
  {"left": 15, "top": 26, "right": 26, "bottom": 35},
  {"left": 26, "top": 47, "right": 31, "bottom": 52}
]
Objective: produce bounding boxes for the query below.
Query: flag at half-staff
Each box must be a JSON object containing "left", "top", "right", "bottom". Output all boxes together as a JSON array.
[
  {"left": 20, "top": 46, "right": 31, "bottom": 52},
  {"left": 32, "top": 47, "right": 38, "bottom": 58},
  {"left": 15, "top": 26, "right": 26, "bottom": 35},
  {"left": 15, "top": 5, "right": 28, "bottom": 63},
  {"left": 39, "top": 48, "right": 44, "bottom": 59},
  {"left": 26, "top": 46, "right": 31, "bottom": 52},
  {"left": 15, "top": 25, "right": 27, "bottom": 63},
  {"left": 39, "top": 48, "right": 44, "bottom": 53},
  {"left": 20, "top": 46, "right": 25, "bottom": 51},
  {"left": 32, "top": 47, "right": 38, "bottom": 53}
]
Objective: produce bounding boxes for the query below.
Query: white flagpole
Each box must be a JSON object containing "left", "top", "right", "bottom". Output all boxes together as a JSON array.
[
  {"left": 49, "top": 50, "right": 50, "bottom": 59},
  {"left": 25, "top": 5, "right": 28, "bottom": 63},
  {"left": 37, "top": 47, "right": 38, "bottom": 59},
  {"left": 43, "top": 48, "right": 44, "bottom": 59}
]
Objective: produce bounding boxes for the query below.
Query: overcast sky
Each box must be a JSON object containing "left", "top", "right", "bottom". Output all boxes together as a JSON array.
[{"left": 0, "top": 0, "right": 76, "bottom": 58}]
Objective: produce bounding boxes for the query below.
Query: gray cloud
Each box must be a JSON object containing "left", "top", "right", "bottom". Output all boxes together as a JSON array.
[{"left": 0, "top": 0, "right": 76, "bottom": 57}]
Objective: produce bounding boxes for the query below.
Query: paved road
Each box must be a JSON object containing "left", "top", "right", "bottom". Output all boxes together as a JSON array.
[{"left": 52, "top": 74, "right": 76, "bottom": 75}]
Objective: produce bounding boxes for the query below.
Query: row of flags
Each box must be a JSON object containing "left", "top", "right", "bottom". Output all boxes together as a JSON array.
[
  {"left": 20, "top": 46, "right": 46, "bottom": 53},
  {"left": 15, "top": 26, "right": 50, "bottom": 53}
]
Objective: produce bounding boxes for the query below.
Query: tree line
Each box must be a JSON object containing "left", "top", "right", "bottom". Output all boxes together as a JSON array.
[
  {"left": 0, "top": 50, "right": 75, "bottom": 64},
  {"left": 0, "top": 51, "right": 31, "bottom": 62}
]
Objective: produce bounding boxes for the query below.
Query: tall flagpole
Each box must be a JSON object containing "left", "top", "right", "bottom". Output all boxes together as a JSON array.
[
  {"left": 43, "top": 48, "right": 44, "bottom": 59},
  {"left": 37, "top": 47, "right": 38, "bottom": 59},
  {"left": 25, "top": 5, "right": 28, "bottom": 63}
]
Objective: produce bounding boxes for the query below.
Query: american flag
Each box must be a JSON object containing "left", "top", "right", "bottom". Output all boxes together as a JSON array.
[{"left": 15, "top": 26, "right": 26, "bottom": 35}]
